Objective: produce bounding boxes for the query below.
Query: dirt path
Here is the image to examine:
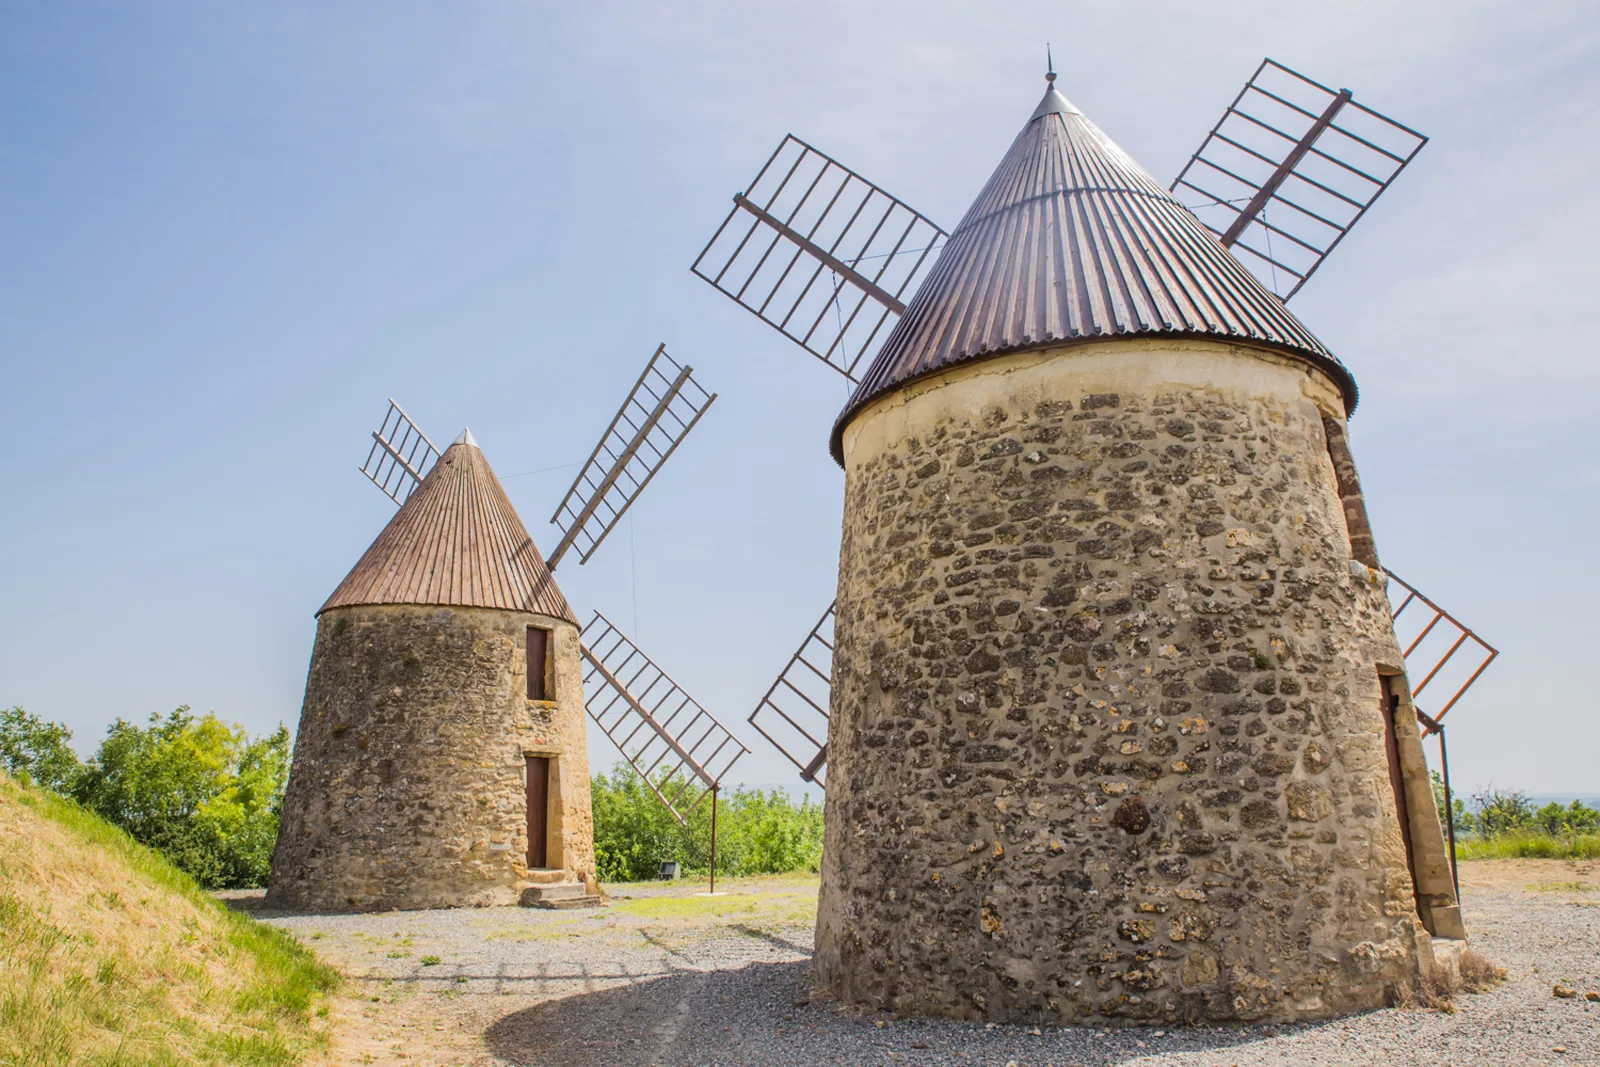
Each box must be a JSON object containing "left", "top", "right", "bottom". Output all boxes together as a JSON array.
[{"left": 232, "top": 861, "right": 1600, "bottom": 1066}]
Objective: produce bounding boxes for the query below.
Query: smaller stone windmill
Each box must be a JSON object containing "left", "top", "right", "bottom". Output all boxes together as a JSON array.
[
  {"left": 693, "top": 58, "right": 1499, "bottom": 1024},
  {"left": 269, "top": 345, "right": 746, "bottom": 912}
]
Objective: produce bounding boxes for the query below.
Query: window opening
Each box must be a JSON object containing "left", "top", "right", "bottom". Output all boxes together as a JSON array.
[{"left": 526, "top": 627, "right": 551, "bottom": 701}]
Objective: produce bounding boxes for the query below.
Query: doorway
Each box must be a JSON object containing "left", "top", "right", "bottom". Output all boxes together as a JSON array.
[{"left": 526, "top": 755, "right": 551, "bottom": 869}]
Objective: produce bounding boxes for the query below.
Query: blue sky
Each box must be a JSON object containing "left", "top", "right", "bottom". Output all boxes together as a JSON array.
[{"left": 1, "top": 1, "right": 1595, "bottom": 795}]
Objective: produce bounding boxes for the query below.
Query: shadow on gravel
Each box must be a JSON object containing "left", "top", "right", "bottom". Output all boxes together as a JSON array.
[{"left": 484, "top": 959, "right": 1317, "bottom": 1067}]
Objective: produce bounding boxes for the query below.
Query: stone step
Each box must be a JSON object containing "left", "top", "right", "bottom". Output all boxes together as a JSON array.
[
  {"left": 529, "top": 894, "right": 606, "bottom": 910},
  {"left": 519, "top": 882, "right": 603, "bottom": 908},
  {"left": 522, "top": 881, "right": 585, "bottom": 901}
]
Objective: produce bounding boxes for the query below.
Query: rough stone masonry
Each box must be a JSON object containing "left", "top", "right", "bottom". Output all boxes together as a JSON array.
[
  {"left": 268, "top": 604, "right": 596, "bottom": 912},
  {"left": 816, "top": 339, "right": 1444, "bottom": 1026}
]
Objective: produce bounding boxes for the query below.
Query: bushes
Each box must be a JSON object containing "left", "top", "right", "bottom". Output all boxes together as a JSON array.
[
  {"left": 1445, "top": 783, "right": 1600, "bottom": 861},
  {"left": 0, "top": 706, "right": 289, "bottom": 890},
  {"left": 0, "top": 707, "right": 81, "bottom": 795},
  {"left": 591, "top": 765, "right": 824, "bottom": 883}
]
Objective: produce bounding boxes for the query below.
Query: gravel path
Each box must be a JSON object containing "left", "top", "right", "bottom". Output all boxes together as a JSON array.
[{"left": 235, "top": 862, "right": 1600, "bottom": 1066}]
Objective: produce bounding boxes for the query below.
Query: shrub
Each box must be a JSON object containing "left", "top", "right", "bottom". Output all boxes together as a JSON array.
[
  {"left": 0, "top": 706, "right": 83, "bottom": 794},
  {"left": 1533, "top": 800, "right": 1600, "bottom": 837},
  {"left": 591, "top": 764, "right": 824, "bottom": 882},
  {"left": 1470, "top": 787, "right": 1535, "bottom": 837},
  {"left": 70, "top": 707, "right": 291, "bottom": 890}
]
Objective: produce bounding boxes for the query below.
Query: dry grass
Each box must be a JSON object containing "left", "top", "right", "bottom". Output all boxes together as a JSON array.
[
  {"left": 1404, "top": 947, "right": 1508, "bottom": 1012},
  {"left": 1457, "top": 948, "right": 1509, "bottom": 993},
  {"left": 0, "top": 772, "right": 338, "bottom": 1066}
]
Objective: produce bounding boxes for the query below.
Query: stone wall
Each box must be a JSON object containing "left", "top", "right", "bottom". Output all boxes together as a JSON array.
[
  {"left": 268, "top": 604, "right": 596, "bottom": 912},
  {"left": 817, "top": 339, "right": 1436, "bottom": 1025}
]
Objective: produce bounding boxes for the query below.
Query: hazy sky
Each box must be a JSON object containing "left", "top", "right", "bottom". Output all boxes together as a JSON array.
[{"left": 2, "top": 1, "right": 1595, "bottom": 796}]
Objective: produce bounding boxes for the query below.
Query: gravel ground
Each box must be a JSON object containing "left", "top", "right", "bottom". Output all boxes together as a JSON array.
[{"left": 234, "top": 861, "right": 1600, "bottom": 1066}]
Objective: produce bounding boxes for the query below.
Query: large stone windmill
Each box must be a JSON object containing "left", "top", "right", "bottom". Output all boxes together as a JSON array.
[
  {"left": 695, "top": 60, "right": 1496, "bottom": 1025},
  {"left": 269, "top": 346, "right": 746, "bottom": 912}
]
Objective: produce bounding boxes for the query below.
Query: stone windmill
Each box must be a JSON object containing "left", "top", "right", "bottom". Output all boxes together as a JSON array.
[
  {"left": 693, "top": 59, "right": 1497, "bottom": 1024},
  {"left": 269, "top": 345, "right": 747, "bottom": 912}
]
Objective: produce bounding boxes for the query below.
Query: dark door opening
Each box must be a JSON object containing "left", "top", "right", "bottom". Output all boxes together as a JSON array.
[
  {"left": 526, "top": 755, "right": 550, "bottom": 869},
  {"left": 526, "top": 627, "right": 550, "bottom": 701},
  {"left": 1379, "top": 675, "right": 1420, "bottom": 911}
]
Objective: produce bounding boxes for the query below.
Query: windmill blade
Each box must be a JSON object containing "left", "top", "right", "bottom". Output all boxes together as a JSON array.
[
  {"left": 692, "top": 135, "right": 947, "bottom": 382},
  {"left": 1170, "top": 58, "right": 1427, "bottom": 301},
  {"left": 748, "top": 601, "right": 835, "bottom": 787},
  {"left": 1383, "top": 569, "right": 1498, "bottom": 732},
  {"left": 580, "top": 612, "right": 749, "bottom": 826},
  {"left": 360, "top": 399, "right": 440, "bottom": 506},
  {"left": 547, "top": 345, "right": 715, "bottom": 570}
]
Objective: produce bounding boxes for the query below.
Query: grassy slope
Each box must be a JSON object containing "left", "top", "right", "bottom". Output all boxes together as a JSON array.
[{"left": 0, "top": 773, "right": 337, "bottom": 1067}]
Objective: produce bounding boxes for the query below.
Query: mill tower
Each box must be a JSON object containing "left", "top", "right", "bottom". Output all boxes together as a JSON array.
[
  {"left": 815, "top": 77, "right": 1460, "bottom": 1024},
  {"left": 268, "top": 430, "right": 597, "bottom": 912}
]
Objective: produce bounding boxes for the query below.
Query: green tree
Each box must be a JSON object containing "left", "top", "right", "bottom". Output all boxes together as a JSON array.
[
  {"left": 590, "top": 764, "right": 824, "bottom": 882},
  {"left": 1534, "top": 799, "right": 1600, "bottom": 837},
  {"left": 1471, "top": 787, "right": 1535, "bottom": 838},
  {"left": 0, "top": 706, "right": 83, "bottom": 794},
  {"left": 590, "top": 766, "right": 687, "bottom": 882},
  {"left": 73, "top": 707, "right": 290, "bottom": 889}
]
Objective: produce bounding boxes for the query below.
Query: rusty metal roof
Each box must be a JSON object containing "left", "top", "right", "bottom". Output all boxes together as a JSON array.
[
  {"left": 321, "top": 436, "right": 577, "bottom": 622},
  {"left": 830, "top": 83, "right": 1358, "bottom": 463}
]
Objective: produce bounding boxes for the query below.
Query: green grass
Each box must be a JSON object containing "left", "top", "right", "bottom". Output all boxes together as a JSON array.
[
  {"left": 1455, "top": 832, "right": 1600, "bottom": 861},
  {"left": 0, "top": 772, "right": 338, "bottom": 1067}
]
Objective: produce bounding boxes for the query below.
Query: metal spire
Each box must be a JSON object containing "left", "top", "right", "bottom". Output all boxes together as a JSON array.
[{"left": 1046, "top": 44, "right": 1055, "bottom": 86}]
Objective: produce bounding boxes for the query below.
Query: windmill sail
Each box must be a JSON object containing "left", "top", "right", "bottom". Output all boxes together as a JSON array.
[
  {"left": 1383, "top": 571, "right": 1498, "bottom": 732},
  {"left": 548, "top": 345, "right": 715, "bottom": 570},
  {"left": 748, "top": 601, "right": 835, "bottom": 786},
  {"left": 693, "top": 135, "right": 947, "bottom": 382},
  {"left": 579, "top": 612, "right": 748, "bottom": 824},
  {"left": 1170, "top": 58, "right": 1427, "bottom": 300},
  {"left": 360, "top": 399, "right": 441, "bottom": 505}
]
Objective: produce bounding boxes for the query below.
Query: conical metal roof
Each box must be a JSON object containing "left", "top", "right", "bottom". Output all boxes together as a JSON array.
[
  {"left": 321, "top": 436, "right": 576, "bottom": 622},
  {"left": 830, "top": 82, "right": 1358, "bottom": 463}
]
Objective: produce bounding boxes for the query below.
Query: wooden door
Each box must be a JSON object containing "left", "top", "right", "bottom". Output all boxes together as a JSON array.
[
  {"left": 526, "top": 756, "right": 550, "bottom": 869},
  {"left": 1379, "top": 675, "right": 1420, "bottom": 908}
]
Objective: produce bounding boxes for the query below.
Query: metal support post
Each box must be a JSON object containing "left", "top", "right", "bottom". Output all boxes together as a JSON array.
[
  {"left": 709, "top": 785, "right": 720, "bottom": 895},
  {"left": 1439, "top": 726, "right": 1460, "bottom": 903}
]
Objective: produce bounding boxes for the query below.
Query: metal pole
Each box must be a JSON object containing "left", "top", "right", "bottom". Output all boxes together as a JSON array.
[
  {"left": 709, "top": 785, "right": 720, "bottom": 895},
  {"left": 1439, "top": 727, "right": 1461, "bottom": 904}
]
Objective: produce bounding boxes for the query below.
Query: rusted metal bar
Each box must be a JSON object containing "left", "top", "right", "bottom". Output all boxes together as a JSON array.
[
  {"left": 1402, "top": 610, "right": 1445, "bottom": 658},
  {"left": 801, "top": 743, "right": 829, "bottom": 784},
  {"left": 1411, "top": 631, "right": 1471, "bottom": 698},
  {"left": 1219, "top": 89, "right": 1353, "bottom": 248},
  {"left": 1432, "top": 651, "right": 1500, "bottom": 721},
  {"left": 734, "top": 194, "right": 908, "bottom": 314}
]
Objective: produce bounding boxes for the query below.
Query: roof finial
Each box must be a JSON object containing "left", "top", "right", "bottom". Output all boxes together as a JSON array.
[{"left": 1046, "top": 44, "right": 1056, "bottom": 86}]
